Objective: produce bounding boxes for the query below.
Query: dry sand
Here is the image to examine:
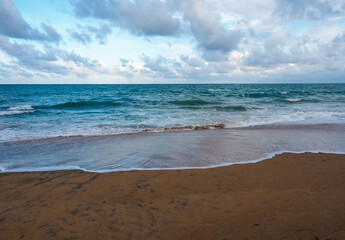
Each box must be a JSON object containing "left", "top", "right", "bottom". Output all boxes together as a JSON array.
[{"left": 0, "top": 152, "right": 345, "bottom": 240}]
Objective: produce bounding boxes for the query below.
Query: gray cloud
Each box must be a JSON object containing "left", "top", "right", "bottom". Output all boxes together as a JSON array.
[
  {"left": 244, "top": 30, "right": 345, "bottom": 72},
  {"left": 69, "top": 24, "right": 112, "bottom": 45},
  {"left": 137, "top": 53, "right": 238, "bottom": 80},
  {"left": 0, "top": 0, "right": 61, "bottom": 42},
  {"left": 319, "top": 32, "right": 345, "bottom": 70},
  {"left": 71, "top": 0, "right": 180, "bottom": 36},
  {"left": 244, "top": 31, "right": 291, "bottom": 68},
  {"left": 0, "top": 36, "right": 98, "bottom": 75},
  {"left": 87, "top": 24, "right": 112, "bottom": 44},
  {"left": 0, "top": 36, "right": 67, "bottom": 74},
  {"left": 172, "top": 0, "right": 243, "bottom": 61},
  {"left": 141, "top": 54, "right": 179, "bottom": 78},
  {"left": 179, "top": 55, "right": 204, "bottom": 68},
  {"left": 71, "top": 0, "right": 243, "bottom": 60},
  {"left": 120, "top": 58, "right": 129, "bottom": 67},
  {"left": 181, "top": 1, "right": 241, "bottom": 51},
  {"left": 47, "top": 47, "right": 100, "bottom": 68},
  {"left": 69, "top": 30, "right": 92, "bottom": 45},
  {"left": 274, "top": 0, "right": 345, "bottom": 21}
]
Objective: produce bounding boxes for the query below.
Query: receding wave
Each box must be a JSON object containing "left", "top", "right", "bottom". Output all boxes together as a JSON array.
[
  {"left": 42, "top": 101, "right": 122, "bottom": 110},
  {"left": 162, "top": 123, "right": 226, "bottom": 131},
  {"left": 0, "top": 123, "right": 228, "bottom": 143},
  {"left": 169, "top": 100, "right": 213, "bottom": 106},
  {"left": 2, "top": 119, "right": 343, "bottom": 143},
  {"left": 121, "top": 123, "right": 227, "bottom": 134}
]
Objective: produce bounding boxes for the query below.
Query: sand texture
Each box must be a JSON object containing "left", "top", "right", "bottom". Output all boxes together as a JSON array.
[{"left": 1, "top": 152, "right": 345, "bottom": 240}]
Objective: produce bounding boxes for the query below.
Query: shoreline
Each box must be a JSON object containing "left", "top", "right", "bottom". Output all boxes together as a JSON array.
[
  {"left": 1, "top": 152, "right": 345, "bottom": 239},
  {"left": 2, "top": 122, "right": 344, "bottom": 145},
  {"left": 1, "top": 150, "right": 345, "bottom": 173},
  {"left": 2, "top": 124, "right": 345, "bottom": 173}
]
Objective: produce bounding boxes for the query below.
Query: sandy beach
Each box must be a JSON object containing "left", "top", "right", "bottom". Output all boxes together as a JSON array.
[{"left": 0, "top": 152, "right": 345, "bottom": 240}]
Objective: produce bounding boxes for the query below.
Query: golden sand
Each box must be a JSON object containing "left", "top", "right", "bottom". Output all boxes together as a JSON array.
[{"left": 0, "top": 152, "right": 345, "bottom": 239}]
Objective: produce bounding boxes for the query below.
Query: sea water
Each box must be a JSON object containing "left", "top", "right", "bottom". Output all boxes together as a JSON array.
[{"left": 0, "top": 84, "right": 344, "bottom": 172}]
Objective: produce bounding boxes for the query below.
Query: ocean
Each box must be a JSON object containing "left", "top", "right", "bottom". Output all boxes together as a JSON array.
[{"left": 1, "top": 84, "right": 345, "bottom": 172}]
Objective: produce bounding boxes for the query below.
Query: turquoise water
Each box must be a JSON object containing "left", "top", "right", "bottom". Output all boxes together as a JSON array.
[
  {"left": 1, "top": 84, "right": 344, "bottom": 142},
  {"left": 1, "top": 84, "right": 345, "bottom": 172}
]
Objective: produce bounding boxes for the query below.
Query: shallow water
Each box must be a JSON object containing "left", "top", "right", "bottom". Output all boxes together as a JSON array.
[{"left": 1, "top": 124, "right": 344, "bottom": 172}]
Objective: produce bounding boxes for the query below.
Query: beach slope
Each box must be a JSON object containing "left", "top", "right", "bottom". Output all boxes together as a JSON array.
[{"left": 1, "top": 152, "right": 345, "bottom": 239}]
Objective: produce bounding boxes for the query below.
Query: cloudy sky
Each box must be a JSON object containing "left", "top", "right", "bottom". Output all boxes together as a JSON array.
[{"left": 0, "top": 0, "right": 344, "bottom": 83}]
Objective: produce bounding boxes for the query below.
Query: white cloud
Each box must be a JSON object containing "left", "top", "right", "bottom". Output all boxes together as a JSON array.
[
  {"left": 0, "top": 0, "right": 344, "bottom": 83},
  {"left": 0, "top": 0, "right": 61, "bottom": 42}
]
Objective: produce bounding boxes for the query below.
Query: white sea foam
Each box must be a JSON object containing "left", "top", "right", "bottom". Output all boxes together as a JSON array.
[
  {"left": 1, "top": 150, "right": 344, "bottom": 173},
  {"left": 87, "top": 151, "right": 345, "bottom": 173},
  {"left": 1, "top": 165, "right": 84, "bottom": 173},
  {"left": 8, "top": 105, "right": 34, "bottom": 111},
  {"left": 0, "top": 110, "right": 342, "bottom": 143},
  {"left": 285, "top": 98, "right": 301, "bottom": 102},
  {"left": 0, "top": 105, "right": 35, "bottom": 116},
  {"left": 224, "top": 111, "right": 339, "bottom": 128},
  {"left": 208, "top": 89, "right": 222, "bottom": 92},
  {"left": 0, "top": 110, "right": 34, "bottom": 116}
]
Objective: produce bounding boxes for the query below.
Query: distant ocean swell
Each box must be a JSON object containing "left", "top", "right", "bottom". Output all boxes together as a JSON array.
[
  {"left": 1, "top": 104, "right": 252, "bottom": 116},
  {"left": 0, "top": 97, "right": 333, "bottom": 113},
  {"left": 44, "top": 101, "right": 123, "bottom": 110}
]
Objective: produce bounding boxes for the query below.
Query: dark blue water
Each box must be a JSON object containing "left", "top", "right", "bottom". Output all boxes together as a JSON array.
[{"left": 0, "top": 84, "right": 344, "bottom": 142}]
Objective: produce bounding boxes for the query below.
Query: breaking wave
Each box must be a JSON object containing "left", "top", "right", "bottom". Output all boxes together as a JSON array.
[
  {"left": 0, "top": 105, "right": 35, "bottom": 116},
  {"left": 276, "top": 98, "right": 319, "bottom": 104}
]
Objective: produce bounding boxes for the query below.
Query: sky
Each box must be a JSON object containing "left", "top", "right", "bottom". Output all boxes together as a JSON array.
[{"left": 0, "top": 0, "right": 344, "bottom": 84}]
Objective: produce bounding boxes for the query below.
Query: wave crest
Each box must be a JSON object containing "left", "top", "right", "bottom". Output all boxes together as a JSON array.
[
  {"left": 277, "top": 99, "right": 319, "bottom": 104},
  {"left": 0, "top": 105, "right": 35, "bottom": 116},
  {"left": 43, "top": 101, "right": 122, "bottom": 110},
  {"left": 8, "top": 105, "right": 34, "bottom": 111}
]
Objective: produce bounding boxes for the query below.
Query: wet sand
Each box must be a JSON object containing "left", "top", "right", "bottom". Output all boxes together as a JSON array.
[{"left": 0, "top": 152, "right": 345, "bottom": 240}]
